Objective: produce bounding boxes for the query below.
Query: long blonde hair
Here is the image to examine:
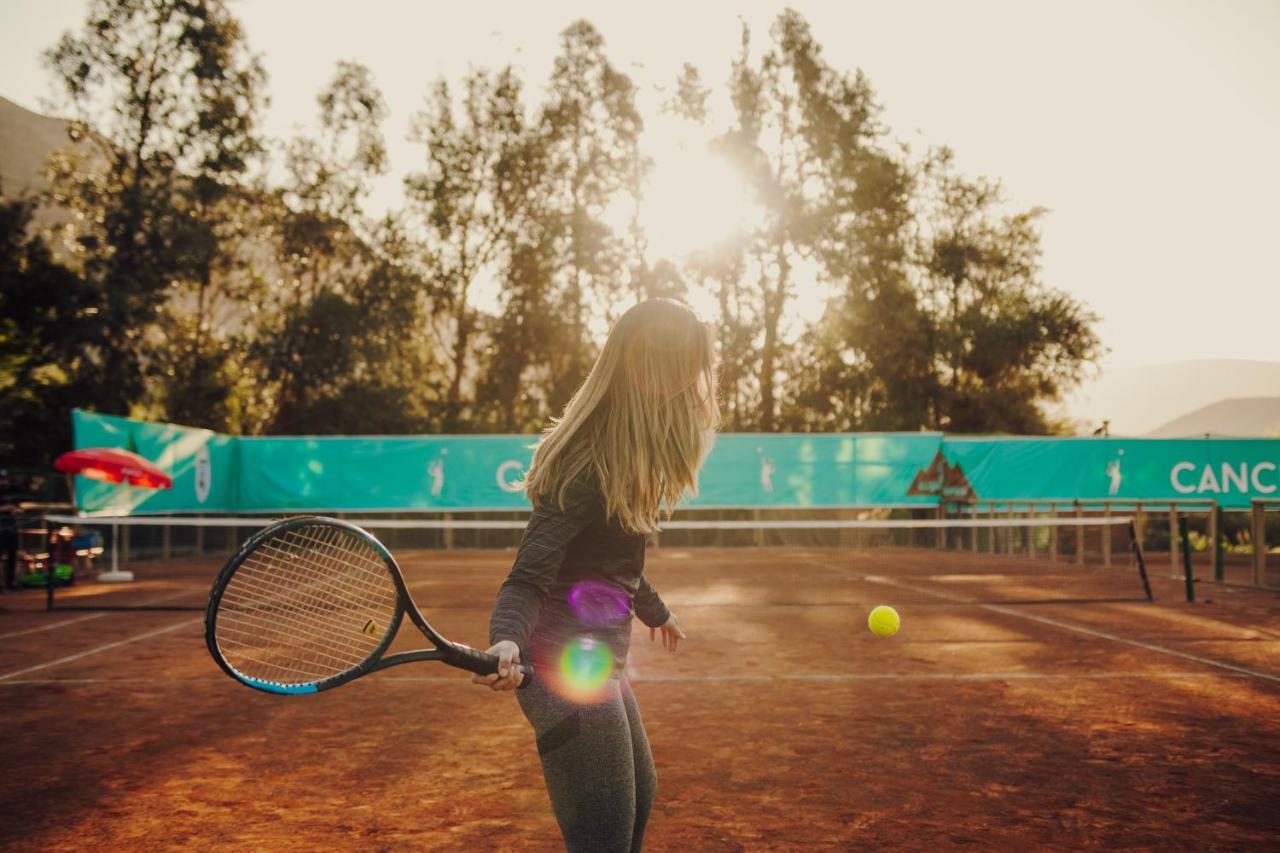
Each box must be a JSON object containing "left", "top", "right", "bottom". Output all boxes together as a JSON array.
[{"left": 524, "top": 299, "right": 719, "bottom": 534}]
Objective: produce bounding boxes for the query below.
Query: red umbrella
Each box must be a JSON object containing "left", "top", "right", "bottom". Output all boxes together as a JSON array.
[{"left": 55, "top": 448, "right": 173, "bottom": 490}]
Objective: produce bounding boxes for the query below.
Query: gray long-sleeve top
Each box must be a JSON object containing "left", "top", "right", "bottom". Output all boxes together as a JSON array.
[{"left": 488, "top": 469, "right": 670, "bottom": 670}]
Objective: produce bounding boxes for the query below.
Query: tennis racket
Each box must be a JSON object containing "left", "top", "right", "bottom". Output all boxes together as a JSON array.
[{"left": 205, "top": 516, "right": 532, "bottom": 694}]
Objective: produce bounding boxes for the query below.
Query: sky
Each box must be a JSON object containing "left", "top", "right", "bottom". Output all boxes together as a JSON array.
[{"left": 2, "top": 0, "right": 1278, "bottom": 370}]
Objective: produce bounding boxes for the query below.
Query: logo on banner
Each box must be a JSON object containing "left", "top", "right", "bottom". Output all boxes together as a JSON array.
[
  {"left": 1170, "top": 461, "right": 1277, "bottom": 495},
  {"left": 427, "top": 449, "right": 448, "bottom": 497},
  {"left": 1106, "top": 449, "right": 1124, "bottom": 496},
  {"left": 194, "top": 445, "right": 211, "bottom": 504},
  {"left": 756, "top": 446, "right": 775, "bottom": 493},
  {"left": 908, "top": 451, "right": 975, "bottom": 502},
  {"left": 496, "top": 460, "right": 525, "bottom": 493}
]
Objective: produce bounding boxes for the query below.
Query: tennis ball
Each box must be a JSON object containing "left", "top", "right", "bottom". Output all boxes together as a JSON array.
[{"left": 868, "top": 605, "right": 900, "bottom": 637}]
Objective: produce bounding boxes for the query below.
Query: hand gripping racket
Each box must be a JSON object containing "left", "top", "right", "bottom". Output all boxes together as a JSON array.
[{"left": 205, "top": 516, "right": 532, "bottom": 694}]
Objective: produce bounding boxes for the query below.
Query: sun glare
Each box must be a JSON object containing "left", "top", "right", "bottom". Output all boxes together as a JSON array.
[{"left": 639, "top": 140, "right": 761, "bottom": 262}]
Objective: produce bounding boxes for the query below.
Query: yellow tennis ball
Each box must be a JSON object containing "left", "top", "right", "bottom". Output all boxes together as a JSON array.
[{"left": 868, "top": 605, "right": 900, "bottom": 637}]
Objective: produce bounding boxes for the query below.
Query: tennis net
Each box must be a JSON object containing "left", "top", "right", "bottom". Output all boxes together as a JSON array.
[{"left": 30, "top": 510, "right": 1153, "bottom": 612}]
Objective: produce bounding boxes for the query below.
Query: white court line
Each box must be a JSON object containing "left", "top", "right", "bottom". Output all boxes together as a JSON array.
[
  {"left": 0, "top": 591, "right": 202, "bottom": 637},
  {"left": 0, "top": 612, "right": 108, "bottom": 640},
  {"left": 864, "top": 575, "right": 1280, "bottom": 685},
  {"left": 0, "top": 618, "right": 200, "bottom": 682},
  {"left": 0, "top": 671, "right": 1260, "bottom": 687}
]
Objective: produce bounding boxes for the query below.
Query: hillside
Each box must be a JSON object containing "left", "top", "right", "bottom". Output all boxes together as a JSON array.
[
  {"left": 0, "top": 95, "right": 73, "bottom": 199},
  {"left": 1147, "top": 396, "right": 1280, "bottom": 438},
  {"left": 1065, "top": 359, "right": 1280, "bottom": 436}
]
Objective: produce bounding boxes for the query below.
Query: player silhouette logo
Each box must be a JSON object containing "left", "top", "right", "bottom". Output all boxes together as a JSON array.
[
  {"left": 194, "top": 444, "right": 212, "bottom": 504},
  {"left": 757, "top": 446, "right": 775, "bottom": 493},
  {"left": 427, "top": 449, "right": 448, "bottom": 497},
  {"left": 1106, "top": 449, "right": 1124, "bottom": 496}
]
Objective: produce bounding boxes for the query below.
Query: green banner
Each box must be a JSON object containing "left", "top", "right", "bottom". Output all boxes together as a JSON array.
[
  {"left": 235, "top": 435, "right": 537, "bottom": 511},
  {"left": 69, "top": 411, "right": 1279, "bottom": 514},
  {"left": 942, "top": 437, "right": 1279, "bottom": 510},
  {"left": 71, "top": 410, "right": 237, "bottom": 515},
  {"left": 231, "top": 432, "right": 941, "bottom": 511}
]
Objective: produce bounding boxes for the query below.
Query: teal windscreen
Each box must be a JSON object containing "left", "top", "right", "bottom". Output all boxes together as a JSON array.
[{"left": 71, "top": 410, "right": 1279, "bottom": 514}]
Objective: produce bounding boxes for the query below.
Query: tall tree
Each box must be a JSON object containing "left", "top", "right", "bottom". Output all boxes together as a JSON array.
[
  {"left": 537, "top": 20, "right": 644, "bottom": 409},
  {"left": 0, "top": 194, "right": 96, "bottom": 466},
  {"left": 405, "top": 68, "right": 532, "bottom": 431},
  {"left": 912, "top": 148, "right": 1101, "bottom": 433},
  {"left": 253, "top": 62, "right": 438, "bottom": 434},
  {"left": 710, "top": 12, "right": 883, "bottom": 431},
  {"left": 42, "top": 0, "right": 265, "bottom": 418}
]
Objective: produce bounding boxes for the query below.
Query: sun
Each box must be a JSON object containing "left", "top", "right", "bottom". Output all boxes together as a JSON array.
[{"left": 634, "top": 136, "right": 763, "bottom": 263}]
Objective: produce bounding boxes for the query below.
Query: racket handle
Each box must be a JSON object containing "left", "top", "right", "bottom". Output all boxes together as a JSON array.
[{"left": 450, "top": 643, "right": 535, "bottom": 689}]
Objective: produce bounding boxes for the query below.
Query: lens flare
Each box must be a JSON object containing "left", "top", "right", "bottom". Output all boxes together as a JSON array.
[
  {"left": 567, "top": 580, "right": 630, "bottom": 627},
  {"left": 556, "top": 637, "right": 614, "bottom": 701}
]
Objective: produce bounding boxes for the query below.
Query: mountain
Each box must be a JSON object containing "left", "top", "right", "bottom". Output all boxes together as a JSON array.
[
  {"left": 1064, "top": 359, "right": 1280, "bottom": 436},
  {"left": 0, "top": 95, "right": 74, "bottom": 200},
  {"left": 1146, "top": 397, "right": 1280, "bottom": 438}
]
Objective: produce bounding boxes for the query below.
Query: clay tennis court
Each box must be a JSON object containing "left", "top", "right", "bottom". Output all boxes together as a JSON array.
[{"left": 2, "top": 542, "right": 1278, "bottom": 851}]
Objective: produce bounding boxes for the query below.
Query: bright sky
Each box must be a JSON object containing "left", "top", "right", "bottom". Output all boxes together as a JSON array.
[{"left": 2, "top": 0, "right": 1278, "bottom": 368}]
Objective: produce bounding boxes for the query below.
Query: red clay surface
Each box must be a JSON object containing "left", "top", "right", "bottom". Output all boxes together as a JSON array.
[{"left": 2, "top": 545, "right": 1278, "bottom": 851}]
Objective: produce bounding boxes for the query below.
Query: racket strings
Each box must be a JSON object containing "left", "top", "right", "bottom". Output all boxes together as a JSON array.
[{"left": 215, "top": 524, "right": 400, "bottom": 686}]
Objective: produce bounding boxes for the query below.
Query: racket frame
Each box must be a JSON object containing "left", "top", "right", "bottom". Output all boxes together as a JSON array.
[{"left": 205, "top": 516, "right": 522, "bottom": 695}]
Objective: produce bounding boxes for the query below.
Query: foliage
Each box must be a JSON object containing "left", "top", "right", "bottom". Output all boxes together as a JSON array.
[
  {"left": 0, "top": 194, "right": 98, "bottom": 463},
  {"left": 1, "top": 4, "right": 1104, "bottom": 470},
  {"left": 41, "top": 0, "right": 265, "bottom": 424},
  {"left": 250, "top": 62, "right": 437, "bottom": 435}
]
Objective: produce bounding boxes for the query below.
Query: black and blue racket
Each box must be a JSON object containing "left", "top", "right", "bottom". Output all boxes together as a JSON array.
[{"left": 206, "top": 516, "right": 531, "bottom": 694}]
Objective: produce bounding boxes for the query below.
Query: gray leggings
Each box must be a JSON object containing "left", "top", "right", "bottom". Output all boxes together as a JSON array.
[{"left": 517, "top": 676, "right": 656, "bottom": 852}]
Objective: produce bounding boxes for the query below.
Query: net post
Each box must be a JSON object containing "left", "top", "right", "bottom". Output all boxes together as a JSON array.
[
  {"left": 44, "top": 519, "right": 55, "bottom": 612},
  {"left": 1253, "top": 499, "right": 1266, "bottom": 587},
  {"left": 1075, "top": 502, "right": 1085, "bottom": 565},
  {"left": 194, "top": 515, "right": 205, "bottom": 556},
  {"left": 1168, "top": 503, "right": 1179, "bottom": 578},
  {"left": 1179, "top": 516, "right": 1195, "bottom": 603},
  {"left": 161, "top": 522, "right": 171, "bottom": 560},
  {"left": 1210, "top": 501, "right": 1223, "bottom": 582},
  {"left": 1128, "top": 520, "right": 1154, "bottom": 602},
  {"left": 442, "top": 512, "right": 454, "bottom": 550},
  {"left": 970, "top": 502, "right": 979, "bottom": 552},
  {"left": 1102, "top": 502, "right": 1112, "bottom": 567},
  {"left": 935, "top": 504, "right": 945, "bottom": 550}
]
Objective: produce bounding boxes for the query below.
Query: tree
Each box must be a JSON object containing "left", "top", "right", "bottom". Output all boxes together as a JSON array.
[
  {"left": 405, "top": 68, "right": 533, "bottom": 431},
  {"left": 911, "top": 149, "right": 1101, "bottom": 433},
  {"left": 706, "top": 12, "right": 885, "bottom": 431},
  {"left": 537, "top": 21, "right": 644, "bottom": 409},
  {"left": 0, "top": 194, "right": 97, "bottom": 466},
  {"left": 42, "top": 0, "right": 265, "bottom": 418},
  {"left": 252, "top": 62, "right": 439, "bottom": 434}
]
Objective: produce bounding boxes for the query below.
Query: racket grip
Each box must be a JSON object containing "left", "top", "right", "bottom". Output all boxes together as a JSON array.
[{"left": 451, "top": 643, "right": 535, "bottom": 689}]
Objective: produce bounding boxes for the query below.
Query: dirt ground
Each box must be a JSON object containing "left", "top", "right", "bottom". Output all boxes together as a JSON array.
[{"left": 1, "top": 545, "right": 1278, "bottom": 851}]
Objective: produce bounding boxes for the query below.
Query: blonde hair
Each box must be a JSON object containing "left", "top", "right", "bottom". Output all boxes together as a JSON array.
[{"left": 524, "top": 298, "right": 719, "bottom": 534}]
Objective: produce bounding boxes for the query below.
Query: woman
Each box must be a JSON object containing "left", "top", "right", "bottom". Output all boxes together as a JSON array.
[{"left": 473, "top": 298, "right": 719, "bottom": 852}]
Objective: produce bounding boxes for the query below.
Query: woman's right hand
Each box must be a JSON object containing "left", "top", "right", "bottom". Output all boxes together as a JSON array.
[{"left": 471, "top": 640, "right": 524, "bottom": 691}]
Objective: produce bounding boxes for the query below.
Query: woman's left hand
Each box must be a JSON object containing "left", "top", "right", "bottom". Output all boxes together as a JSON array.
[{"left": 649, "top": 611, "right": 686, "bottom": 653}]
